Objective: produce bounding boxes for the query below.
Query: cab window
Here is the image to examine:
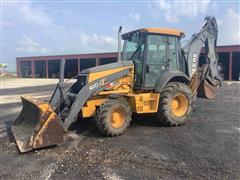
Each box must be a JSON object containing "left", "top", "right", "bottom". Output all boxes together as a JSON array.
[
  {"left": 147, "top": 35, "right": 167, "bottom": 65},
  {"left": 168, "top": 36, "right": 178, "bottom": 70}
]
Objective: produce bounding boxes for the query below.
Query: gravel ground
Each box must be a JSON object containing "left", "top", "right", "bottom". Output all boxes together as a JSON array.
[{"left": 0, "top": 79, "right": 239, "bottom": 180}]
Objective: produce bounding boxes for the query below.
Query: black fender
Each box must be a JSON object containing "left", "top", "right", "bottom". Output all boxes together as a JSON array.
[{"left": 155, "top": 71, "right": 190, "bottom": 92}]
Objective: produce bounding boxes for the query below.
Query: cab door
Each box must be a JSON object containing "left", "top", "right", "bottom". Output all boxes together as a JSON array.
[
  {"left": 144, "top": 35, "right": 179, "bottom": 89},
  {"left": 144, "top": 35, "right": 168, "bottom": 88}
]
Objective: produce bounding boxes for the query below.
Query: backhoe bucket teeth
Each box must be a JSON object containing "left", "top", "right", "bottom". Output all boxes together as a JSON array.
[
  {"left": 197, "top": 80, "right": 218, "bottom": 99},
  {"left": 11, "top": 96, "right": 64, "bottom": 153}
]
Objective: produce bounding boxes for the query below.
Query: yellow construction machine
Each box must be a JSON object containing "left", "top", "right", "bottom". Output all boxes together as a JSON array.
[{"left": 12, "top": 16, "right": 222, "bottom": 152}]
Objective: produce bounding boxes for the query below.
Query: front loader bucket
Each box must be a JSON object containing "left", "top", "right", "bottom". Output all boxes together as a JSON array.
[
  {"left": 12, "top": 96, "right": 64, "bottom": 153},
  {"left": 197, "top": 80, "right": 218, "bottom": 99}
]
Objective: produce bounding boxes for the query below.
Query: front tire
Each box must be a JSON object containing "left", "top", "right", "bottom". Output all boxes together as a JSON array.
[
  {"left": 157, "top": 82, "right": 193, "bottom": 126},
  {"left": 96, "top": 97, "right": 132, "bottom": 136}
]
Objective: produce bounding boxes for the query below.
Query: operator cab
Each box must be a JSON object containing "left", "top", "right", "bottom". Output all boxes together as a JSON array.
[{"left": 122, "top": 28, "right": 185, "bottom": 90}]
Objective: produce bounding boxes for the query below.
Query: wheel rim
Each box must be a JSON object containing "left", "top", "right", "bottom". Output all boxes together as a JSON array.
[
  {"left": 111, "top": 108, "right": 125, "bottom": 128},
  {"left": 171, "top": 94, "right": 188, "bottom": 117}
]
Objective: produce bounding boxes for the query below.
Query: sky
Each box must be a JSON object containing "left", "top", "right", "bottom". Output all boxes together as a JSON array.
[{"left": 1, "top": 0, "right": 240, "bottom": 72}]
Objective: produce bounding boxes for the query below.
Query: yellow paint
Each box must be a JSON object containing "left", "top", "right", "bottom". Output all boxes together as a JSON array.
[
  {"left": 98, "top": 89, "right": 130, "bottom": 95},
  {"left": 88, "top": 65, "right": 134, "bottom": 83},
  {"left": 171, "top": 93, "right": 188, "bottom": 117},
  {"left": 128, "top": 93, "right": 160, "bottom": 113},
  {"left": 110, "top": 108, "right": 125, "bottom": 128},
  {"left": 97, "top": 73, "right": 134, "bottom": 95},
  {"left": 123, "top": 28, "right": 184, "bottom": 37},
  {"left": 81, "top": 97, "right": 106, "bottom": 118}
]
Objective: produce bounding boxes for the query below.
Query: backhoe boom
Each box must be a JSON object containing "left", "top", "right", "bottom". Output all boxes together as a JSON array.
[{"left": 182, "top": 16, "right": 222, "bottom": 98}]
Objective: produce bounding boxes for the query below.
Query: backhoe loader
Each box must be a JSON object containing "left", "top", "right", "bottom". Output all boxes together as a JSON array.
[{"left": 12, "top": 16, "right": 222, "bottom": 152}]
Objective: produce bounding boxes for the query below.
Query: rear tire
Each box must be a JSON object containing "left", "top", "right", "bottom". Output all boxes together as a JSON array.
[
  {"left": 157, "top": 82, "right": 193, "bottom": 126},
  {"left": 96, "top": 97, "right": 132, "bottom": 136}
]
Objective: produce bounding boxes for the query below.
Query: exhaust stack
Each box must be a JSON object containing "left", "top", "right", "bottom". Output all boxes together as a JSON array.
[
  {"left": 118, "top": 26, "right": 122, "bottom": 62},
  {"left": 59, "top": 58, "right": 65, "bottom": 83}
]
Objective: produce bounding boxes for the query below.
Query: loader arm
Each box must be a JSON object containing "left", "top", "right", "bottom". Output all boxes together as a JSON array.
[
  {"left": 49, "top": 60, "right": 133, "bottom": 130},
  {"left": 182, "top": 16, "right": 223, "bottom": 98},
  {"left": 63, "top": 68, "right": 130, "bottom": 130}
]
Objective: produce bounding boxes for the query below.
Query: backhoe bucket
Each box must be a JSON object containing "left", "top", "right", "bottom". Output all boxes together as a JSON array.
[
  {"left": 197, "top": 80, "right": 218, "bottom": 99},
  {"left": 12, "top": 96, "right": 64, "bottom": 153}
]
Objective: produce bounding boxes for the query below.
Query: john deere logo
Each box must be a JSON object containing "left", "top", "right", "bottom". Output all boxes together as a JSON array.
[{"left": 89, "top": 83, "right": 99, "bottom": 90}]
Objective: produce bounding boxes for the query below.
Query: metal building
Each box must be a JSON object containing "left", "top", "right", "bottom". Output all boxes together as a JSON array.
[
  {"left": 16, "top": 52, "right": 118, "bottom": 78},
  {"left": 200, "top": 45, "right": 240, "bottom": 81},
  {"left": 16, "top": 45, "right": 240, "bottom": 81}
]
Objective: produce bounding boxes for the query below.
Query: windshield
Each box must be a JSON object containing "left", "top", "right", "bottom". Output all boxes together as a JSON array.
[{"left": 122, "top": 32, "right": 145, "bottom": 61}]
